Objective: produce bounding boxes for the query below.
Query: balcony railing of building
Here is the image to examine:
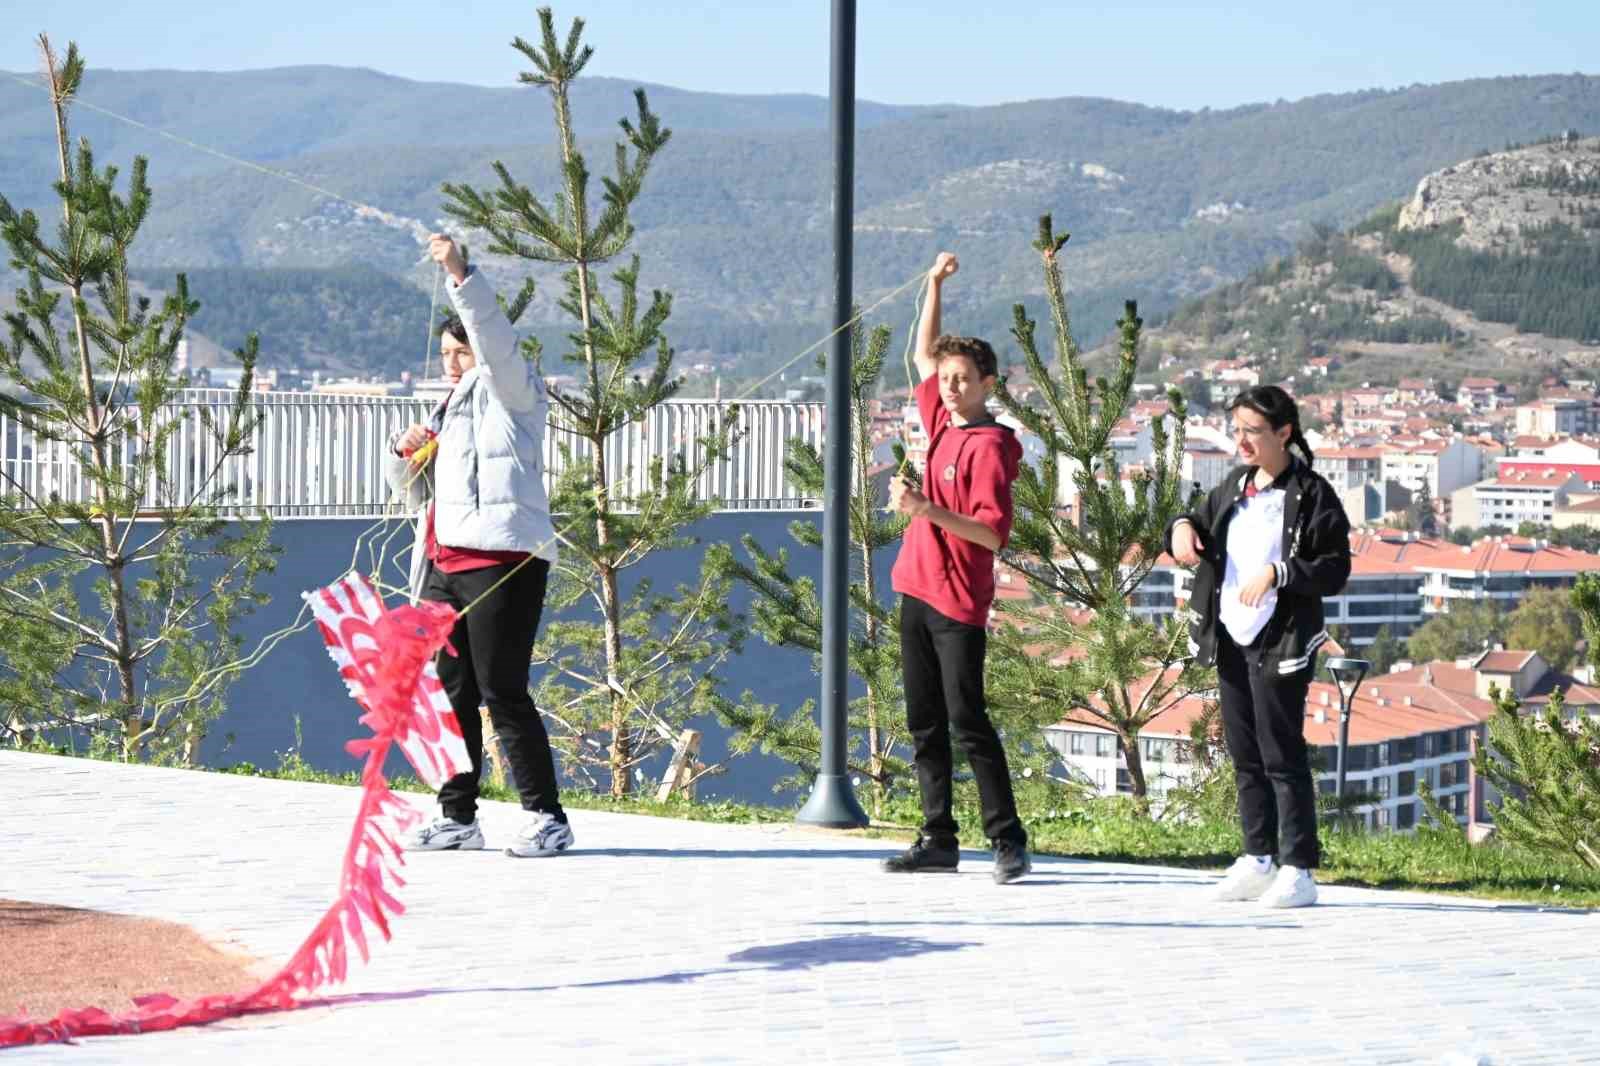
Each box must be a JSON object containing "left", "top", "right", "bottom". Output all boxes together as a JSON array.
[{"left": 0, "top": 389, "right": 826, "bottom": 519}]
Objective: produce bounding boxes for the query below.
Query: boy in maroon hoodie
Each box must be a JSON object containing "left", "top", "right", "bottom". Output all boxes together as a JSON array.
[{"left": 885, "top": 252, "right": 1030, "bottom": 884}]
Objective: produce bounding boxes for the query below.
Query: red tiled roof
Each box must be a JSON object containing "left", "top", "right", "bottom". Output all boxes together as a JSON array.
[
  {"left": 1433, "top": 538, "right": 1600, "bottom": 574},
  {"left": 1347, "top": 532, "right": 1600, "bottom": 574},
  {"left": 1472, "top": 650, "right": 1536, "bottom": 673},
  {"left": 1500, "top": 460, "right": 1600, "bottom": 483},
  {"left": 1055, "top": 671, "right": 1493, "bottom": 746},
  {"left": 1481, "top": 469, "right": 1579, "bottom": 488}
]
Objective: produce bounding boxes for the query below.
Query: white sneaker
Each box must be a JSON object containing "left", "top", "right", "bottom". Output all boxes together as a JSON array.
[
  {"left": 505, "top": 812, "right": 574, "bottom": 858},
  {"left": 1260, "top": 865, "right": 1318, "bottom": 909},
  {"left": 1212, "top": 855, "right": 1279, "bottom": 901},
  {"left": 403, "top": 815, "right": 485, "bottom": 851}
]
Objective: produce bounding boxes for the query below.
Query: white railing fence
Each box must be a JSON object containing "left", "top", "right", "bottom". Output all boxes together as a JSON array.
[{"left": 0, "top": 389, "right": 825, "bottom": 518}]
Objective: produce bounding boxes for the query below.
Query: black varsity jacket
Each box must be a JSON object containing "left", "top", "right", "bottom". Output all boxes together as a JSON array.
[{"left": 1163, "top": 457, "right": 1353, "bottom": 676}]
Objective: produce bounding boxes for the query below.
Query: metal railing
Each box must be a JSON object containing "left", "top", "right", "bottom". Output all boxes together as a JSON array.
[{"left": 0, "top": 389, "right": 825, "bottom": 518}]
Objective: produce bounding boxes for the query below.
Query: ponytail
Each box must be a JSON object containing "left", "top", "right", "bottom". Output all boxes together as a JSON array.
[{"left": 1289, "top": 426, "right": 1314, "bottom": 463}]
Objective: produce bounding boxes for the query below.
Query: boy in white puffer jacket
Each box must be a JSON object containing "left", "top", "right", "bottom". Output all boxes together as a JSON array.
[{"left": 386, "top": 233, "right": 571, "bottom": 859}]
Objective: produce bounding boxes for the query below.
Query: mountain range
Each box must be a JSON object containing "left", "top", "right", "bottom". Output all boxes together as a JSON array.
[{"left": 4, "top": 65, "right": 1600, "bottom": 382}]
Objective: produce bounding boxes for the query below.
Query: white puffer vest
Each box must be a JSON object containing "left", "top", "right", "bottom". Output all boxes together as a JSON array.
[{"left": 383, "top": 270, "right": 559, "bottom": 601}]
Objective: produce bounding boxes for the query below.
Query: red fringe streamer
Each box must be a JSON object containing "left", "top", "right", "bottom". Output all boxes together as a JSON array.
[{"left": 1, "top": 576, "right": 467, "bottom": 1048}]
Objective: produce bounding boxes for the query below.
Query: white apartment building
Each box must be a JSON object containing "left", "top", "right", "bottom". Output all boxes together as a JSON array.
[
  {"left": 1380, "top": 438, "right": 1485, "bottom": 499},
  {"left": 1457, "top": 469, "right": 1585, "bottom": 529},
  {"left": 1414, "top": 535, "right": 1600, "bottom": 615},
  {"left": 1516, "top": 398, "right": 1590, "bottom": 438},
  {"left": 1315, "top": 447, "right": 1383, "bottom": 492}
]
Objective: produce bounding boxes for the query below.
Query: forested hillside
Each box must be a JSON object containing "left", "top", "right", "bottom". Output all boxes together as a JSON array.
[
  {"left": 1148, "top": 136, "right": 1600, "bottom": 395},
  {"left": 8, "top": 66, "right": 1600, "bottom": 384}
]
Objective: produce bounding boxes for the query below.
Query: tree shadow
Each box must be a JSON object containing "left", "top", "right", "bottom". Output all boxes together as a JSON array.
[{"left": 306, "top": 934, "right": 975, "bottom": 1008}]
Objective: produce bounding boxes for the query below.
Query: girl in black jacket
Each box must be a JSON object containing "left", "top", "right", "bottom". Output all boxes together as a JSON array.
[{"left": 1168, "top": 386, "right": 1351, "bottom": 908}]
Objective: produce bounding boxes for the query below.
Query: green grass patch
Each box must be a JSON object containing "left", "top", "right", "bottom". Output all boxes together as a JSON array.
[{"left": 18, "top": 742, "right": 1597, "bottom": 907}]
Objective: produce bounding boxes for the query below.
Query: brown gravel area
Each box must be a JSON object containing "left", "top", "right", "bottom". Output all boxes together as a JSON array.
[{"left": 0, "top": 899, "right": 264, "bottom": 1019}]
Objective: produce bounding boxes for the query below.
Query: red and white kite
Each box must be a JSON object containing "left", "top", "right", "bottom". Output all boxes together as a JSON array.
[{"left": 1, "top": 574, "right": 468, "bottom": 1047}]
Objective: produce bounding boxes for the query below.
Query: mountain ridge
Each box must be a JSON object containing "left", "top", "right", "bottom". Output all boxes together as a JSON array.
[{"left": 6, "top": 67, "right": 1600, "bottom": 382}]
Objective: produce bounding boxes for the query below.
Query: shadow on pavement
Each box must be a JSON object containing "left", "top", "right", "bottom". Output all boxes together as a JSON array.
[
  {"left": 308, "top": 934, "right": 975, "bottom": 1007},
  {"left": 813, "top": 917, "right": 1299, "bottom": 931}
]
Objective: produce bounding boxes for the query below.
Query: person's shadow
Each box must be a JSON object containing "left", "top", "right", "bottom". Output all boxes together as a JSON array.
[{"left": 307, "top": 934, "right": 976, "bottom": 1007}]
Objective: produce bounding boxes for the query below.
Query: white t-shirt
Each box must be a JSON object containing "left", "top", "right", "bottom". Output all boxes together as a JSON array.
[{"left": 1219, "top": 483, "right": 1284, "bottom": 646}]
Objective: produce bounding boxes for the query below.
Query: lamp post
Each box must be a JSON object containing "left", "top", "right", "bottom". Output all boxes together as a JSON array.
[
  {"left": 1324, "top": 656, "right": 1371, "bottom": 808},
  {"left": 796, "top": 0, "right": 868, "bottom": 827}
]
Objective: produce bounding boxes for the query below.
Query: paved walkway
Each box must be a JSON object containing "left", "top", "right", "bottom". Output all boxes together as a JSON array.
[{"left": 1, "top": 751, "right": 1593, "bottom": 1064}]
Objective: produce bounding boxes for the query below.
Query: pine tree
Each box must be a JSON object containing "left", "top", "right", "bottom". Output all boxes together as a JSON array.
[
  {"left": 1406, "top": 479, "right": 1438, "bottom": 537},
  {"left": 439, "top": 9, "right": 741, "bottom": 796},
  {"left": 0, "top": 38, "right": 275, "bottom": 761},
  {"left": 987, "top": 216, "right": 1208, "bottom": 805},
  {"left": 1469, "top": 573, "right": 1600, "bottom": 869},
  {"left": 1474, "top": 687, "right": 1600, "bottom": 870},
  {"left": 706, "top": 321, "right": 910, "bottom": 812}
]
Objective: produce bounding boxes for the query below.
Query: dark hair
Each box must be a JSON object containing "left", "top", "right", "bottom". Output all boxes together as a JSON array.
[
  {"left": 436, "top": 313, "right": 469, "bottom": 348},
  {"left": 930, "top": 335, "right": 999, "bottom": 379},
  {"left": 1228, "top": 384, "right": 1313, "bottom": 463}
]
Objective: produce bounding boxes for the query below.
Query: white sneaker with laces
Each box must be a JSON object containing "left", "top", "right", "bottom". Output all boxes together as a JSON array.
[
  {"left": 1260, "top": 865, "right": 1318, "bottom": 908},
  {"left": 1212, "top": 855, "right": 1279, "bottom": 901},
  {"left": 403, "top": 815, "right": 485, "bottom": 852},
  {"left": 505, "top": 812, "right": 574, "bottom": 858}
]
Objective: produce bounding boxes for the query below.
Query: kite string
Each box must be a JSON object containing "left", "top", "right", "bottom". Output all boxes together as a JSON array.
[
  {"left": 2, "top": 70, "right": 416, "bottom": 231},
  {"left": 7, "top": 66, "right": 933, "bottom": 625},
  {"left": 421, "top": 265, "right": 442, "bottom": 382},
  {"left": 446, "top": 268, "right": 929, "bottom": 622}
]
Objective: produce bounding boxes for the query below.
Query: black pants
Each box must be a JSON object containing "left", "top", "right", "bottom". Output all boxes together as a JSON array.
[
  {"left": 900, "top": 595, "right": 1026, "bottom": 846},
  {"left": 1217, "top": 625, "right": 1319, "bottom": 868},
  {"left": 422, "top": 558, "right": 566, "bottom": 824}
]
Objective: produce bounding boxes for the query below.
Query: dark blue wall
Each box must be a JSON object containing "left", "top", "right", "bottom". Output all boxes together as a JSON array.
[{"left": 181, "top": 513, "right": 896, "bottom": 805}]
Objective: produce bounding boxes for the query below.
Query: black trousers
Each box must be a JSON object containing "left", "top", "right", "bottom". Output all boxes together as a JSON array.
[
  {"left": 900, "top": 595, "right": 1026, "bottom": 846},
  {"left": 422, "top": 558, "right": 566, "bottom": 824},
  {"left": 1216, "top": 625, "right": 1320, "bottom": 868}
]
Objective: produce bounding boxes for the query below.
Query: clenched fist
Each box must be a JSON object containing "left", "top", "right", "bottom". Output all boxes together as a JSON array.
[{"left": 428, "top": 233, "right": 468, "bottom": 285}]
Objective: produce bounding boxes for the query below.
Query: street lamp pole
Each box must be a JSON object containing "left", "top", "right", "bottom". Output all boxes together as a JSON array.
[
  {"left": 1324, "top": 656, "right": 1371, "bottom": 807},
  {"left": 797, "top": 0, "right": 868, "bottom": 828}
]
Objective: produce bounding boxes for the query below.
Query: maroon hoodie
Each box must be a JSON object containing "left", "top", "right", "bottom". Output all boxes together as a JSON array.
[{"left": 891, "top": 375, "right": 1023, "bottom": 626}]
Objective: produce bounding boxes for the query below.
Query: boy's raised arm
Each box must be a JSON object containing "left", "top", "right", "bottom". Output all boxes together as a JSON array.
[{"left": 914, "top": 252, "right": 959, "bottom": 382}]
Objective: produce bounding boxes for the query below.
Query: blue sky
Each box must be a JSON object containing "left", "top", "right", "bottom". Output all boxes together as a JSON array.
[{"left": 5, "top": 0, "right": 1597, "bottom": 110}]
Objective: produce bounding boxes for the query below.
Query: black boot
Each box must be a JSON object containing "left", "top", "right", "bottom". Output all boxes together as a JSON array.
[
  {"left": 992, "top": 838, "right": 1031, "bottom": 884},
  {"left": 881, "top": 834, "right": 960, "bottom": 873}
]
